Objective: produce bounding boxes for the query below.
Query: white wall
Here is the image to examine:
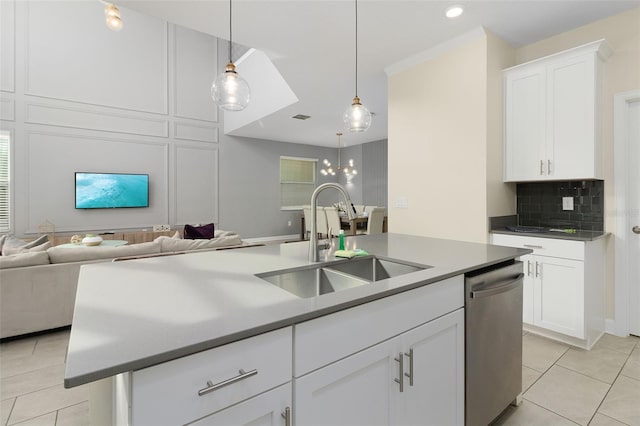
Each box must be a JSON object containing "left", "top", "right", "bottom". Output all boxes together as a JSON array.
[
  {"left": 388, "top": 33, "right": 487, "bottom": 243},
  {"left": 0, "top": 1, "right": 221, "bottom": 235}
]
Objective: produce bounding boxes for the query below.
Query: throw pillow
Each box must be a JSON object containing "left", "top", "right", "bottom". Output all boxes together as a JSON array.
[
  {"left": 184, "top": 223, "right": 215, "bottom": 240},
  {"left": 1, "top": 235, "right": 49, "bottom": 256},
  {"left": 2, "top": 241, "right": 52, "bottom": 256}
]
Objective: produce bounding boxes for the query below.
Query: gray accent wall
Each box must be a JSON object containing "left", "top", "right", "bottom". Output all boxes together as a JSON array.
[
  {"left": 218, "top": 135, "right": 338, "bottom": 238},
  {"left": 362, "top": 139, "right": 388, "bottom": 209}
]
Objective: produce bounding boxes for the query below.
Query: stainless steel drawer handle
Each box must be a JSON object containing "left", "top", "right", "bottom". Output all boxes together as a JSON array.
[
  {"left": 540, "top": 160, "right": 544, "bottom": 175},
  {"left": 524, "top": 244, "right": 543, "bottom": 249},
  {"left": 404, "top": 348, "right": 414, "bottom": 386},
  {"left": 394, "top": 353, "right": 404, "bottom": 392},
  {"left": 527, "top": 260, "right": 532, "bottom": 277},
  {"left": 535, "top": 262, "right": 541, "bottom": 278},
  {"left": 281, "top": 407, "right": 291, "bottom": 426},
  {"left": 197, "top": 368, "right": 258, "bottom": 396}
]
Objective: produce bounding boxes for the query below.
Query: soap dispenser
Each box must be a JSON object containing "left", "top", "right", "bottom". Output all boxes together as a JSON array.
[{"left": 338, "top": 229, "right": 345, "bottom": 250}]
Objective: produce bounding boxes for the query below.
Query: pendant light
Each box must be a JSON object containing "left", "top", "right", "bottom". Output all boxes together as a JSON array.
[
  {"left": 343, "top": 0, "right": 371, "bottom": 132},
  {"left": 211, "top": 0, "right": 250, "bottom": 111}
]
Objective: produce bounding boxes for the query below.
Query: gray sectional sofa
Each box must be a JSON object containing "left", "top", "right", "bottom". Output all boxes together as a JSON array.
[{"left": 0, "top": 231, "right": 246, "bottom": 339}]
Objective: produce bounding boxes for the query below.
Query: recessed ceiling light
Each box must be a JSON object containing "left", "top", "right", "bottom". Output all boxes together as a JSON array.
[
  {"left": 292, "top": 114, "right": 311, "bottom": 120},
  {"left": 445, "top": 5, "right": 464, "bottom": 19}
]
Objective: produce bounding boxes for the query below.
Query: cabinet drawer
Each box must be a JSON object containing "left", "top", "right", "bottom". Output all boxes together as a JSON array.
[
  {"left": 491, "top": 234, "right": 584, "bottom": 260},
  {"left": 131, "top": 327, "right": 292, "bottom": 426},
  {"left": 294, "top": 275, "right": 463, "bottom": 377}
]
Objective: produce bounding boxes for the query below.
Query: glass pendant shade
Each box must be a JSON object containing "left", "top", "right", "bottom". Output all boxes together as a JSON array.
[
  {"left": 212, "top": 62, "right": 251, "bottom": 111},
  {"left": 343, "top": 96, "right": 372, "bottom": 132}
]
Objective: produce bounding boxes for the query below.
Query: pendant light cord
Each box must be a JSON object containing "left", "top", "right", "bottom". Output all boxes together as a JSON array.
[
  {"left": 354, "top": 0, "right": 358, "bottom": 97},
  {"left": 228, "top": 0, "right": 233, "bottom": 63}
]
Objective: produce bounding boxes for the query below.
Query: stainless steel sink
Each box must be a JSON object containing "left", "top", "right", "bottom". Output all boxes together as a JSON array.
[
  {"left": 327, "top": 257, "right": 426, "bottom": 281},
  {"left": 256, "top": 256, "right": 429, "bottom": 298}
]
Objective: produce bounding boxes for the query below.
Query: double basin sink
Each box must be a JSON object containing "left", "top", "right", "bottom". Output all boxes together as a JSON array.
[{"left": 256, "top": 256, "right": 430, "bottom": 298}]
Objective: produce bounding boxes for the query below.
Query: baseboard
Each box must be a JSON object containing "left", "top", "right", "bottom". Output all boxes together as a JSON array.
[
  {"left": 604, "top": 318, "right": 629, "bottom": 337},
  {"left": 243, "top": 234, "right": 301, "bottom": 244}
]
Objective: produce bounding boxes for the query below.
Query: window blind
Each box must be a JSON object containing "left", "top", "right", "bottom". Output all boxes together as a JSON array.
[{"left": 280, "top": 157, "right": 317, "bottom": 209}]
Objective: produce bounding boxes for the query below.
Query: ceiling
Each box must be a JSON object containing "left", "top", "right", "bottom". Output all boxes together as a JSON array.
[{"left": 119, "top": 0, "right": 639, "bottom": 147}]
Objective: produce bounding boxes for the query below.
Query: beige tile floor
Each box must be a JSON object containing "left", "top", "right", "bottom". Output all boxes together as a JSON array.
[
  {"left": 495, "top": 332, "right": 640, "bottom": 426},
  {"left": 0, "top": 328, "right": 638, "bottom": 425}
]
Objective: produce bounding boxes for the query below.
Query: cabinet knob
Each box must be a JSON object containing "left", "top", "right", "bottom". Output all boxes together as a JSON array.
[{"left": 633, "top": 226, "right": 640, "bottom": 234}]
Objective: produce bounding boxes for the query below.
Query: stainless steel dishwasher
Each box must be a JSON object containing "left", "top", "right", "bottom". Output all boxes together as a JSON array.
[{"left": 465, "top": 260, "right": 524, "bottom": 426}]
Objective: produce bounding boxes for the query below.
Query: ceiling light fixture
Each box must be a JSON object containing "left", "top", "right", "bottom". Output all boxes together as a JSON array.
[
  {"left": 343, "top": 0, "right": 372, "bottom": 133},
  {"left": 320, "top": 132, "right": 358, "bottom": 182},
  {"left": 445, "top": 4, "right": 464, "bottom": 18},
  {"left": 104, "top": 3, "right": 123, "bottom": 31},
  {"left": 211, "top": 0, "right": 250, "bottom": 111}
]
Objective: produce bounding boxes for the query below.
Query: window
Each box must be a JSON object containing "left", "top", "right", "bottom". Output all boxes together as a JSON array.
[
  {"left": 0, "top": 132, "right": 9, "bottom": 233},
  {"left": 280, "top": 156, "right": 317, "bottom": 210}
]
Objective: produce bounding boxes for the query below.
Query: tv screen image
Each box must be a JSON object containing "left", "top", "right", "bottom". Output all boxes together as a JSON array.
[{"left": 75, "top": 172, "right": 149, "bottom": 209}]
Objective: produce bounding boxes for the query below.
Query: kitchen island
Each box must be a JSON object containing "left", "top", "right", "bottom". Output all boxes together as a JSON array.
[{"left": 64, "top": 233, "right": 529, "bottom": 425}]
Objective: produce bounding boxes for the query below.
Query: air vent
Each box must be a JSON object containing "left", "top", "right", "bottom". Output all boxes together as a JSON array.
[{"left": 292, "top": 114, "right": 311, "bottom": 120}]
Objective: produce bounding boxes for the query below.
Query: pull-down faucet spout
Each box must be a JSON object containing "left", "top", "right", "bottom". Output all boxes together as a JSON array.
[{"left": 309, "top": 183, "right": 355, "bottom": 262}]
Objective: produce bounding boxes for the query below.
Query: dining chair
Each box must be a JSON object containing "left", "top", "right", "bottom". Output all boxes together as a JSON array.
[
  {"left": 354, "top": 205, "right": 365, "bottom": 215},
  {"left": 365, "top": 207, "right": 385, "bottom": 235},
  {"left": 364, "top": 205, "right": 378, "bottom": 215},
  {"left": 324, "top": 207, "right": 342, "bottom": 237},
  {"left": 302, "top": 205, "right": 313, "bottom": 240},
  {"left": 315, "top": 207, "right": 329, "bottom": 238}
]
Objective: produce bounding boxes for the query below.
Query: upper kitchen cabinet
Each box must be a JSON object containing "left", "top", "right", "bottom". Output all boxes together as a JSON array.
[{"left": 503, "top": 40, "right": 612, "bottom": 182}]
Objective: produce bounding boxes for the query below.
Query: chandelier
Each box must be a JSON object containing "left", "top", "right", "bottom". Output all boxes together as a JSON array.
[{"left": 320, "top": 132, "right": 358, "bottom": 182}]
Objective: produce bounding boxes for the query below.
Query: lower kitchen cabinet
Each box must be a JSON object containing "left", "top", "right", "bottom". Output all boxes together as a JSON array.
[
  {"left": 532, "top": 255, "right": 584, "bottom": 338},
  {"left": 190, "top": 383, "right": 291, "bottom": 426},
  {"left": 492, "top": 233, "right": 606, "bottom": 348},
  {"left": 294, "top": 309, "right": 464, "bottom": 426}
]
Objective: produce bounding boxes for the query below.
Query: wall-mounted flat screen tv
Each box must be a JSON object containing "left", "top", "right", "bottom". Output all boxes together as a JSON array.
[{"left": 75, "top": 172, "right": 149, "bottom": 209}]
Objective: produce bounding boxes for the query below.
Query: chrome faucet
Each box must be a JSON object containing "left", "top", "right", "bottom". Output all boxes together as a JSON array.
[{"left": 309, "top": 183, "right": 355, "bottom": 262}]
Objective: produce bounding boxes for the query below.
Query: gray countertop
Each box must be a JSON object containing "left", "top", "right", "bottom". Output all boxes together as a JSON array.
[
  {"left": 490, "top": 228, "right": 609, "bottom": 241},
  {"left": 64, "top": 233, "right": 529, "bottom": 388}
]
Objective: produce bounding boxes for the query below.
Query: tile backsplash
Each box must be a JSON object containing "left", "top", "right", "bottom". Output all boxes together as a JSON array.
[{"left": 517, "top": 180, "right": 604, "bottom": 231}]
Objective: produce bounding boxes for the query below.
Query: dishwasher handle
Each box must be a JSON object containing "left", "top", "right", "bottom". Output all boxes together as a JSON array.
[{"left": 470, "top": 274, "right": 524, "bottom": 299}]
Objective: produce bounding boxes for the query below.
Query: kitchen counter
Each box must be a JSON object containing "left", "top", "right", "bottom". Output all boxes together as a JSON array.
[
  {"left": 490, "top": 228, "right": 608, "bottom": 241},
  {"left": 64, "top": 233, "right": 529, "bottom": 388}
]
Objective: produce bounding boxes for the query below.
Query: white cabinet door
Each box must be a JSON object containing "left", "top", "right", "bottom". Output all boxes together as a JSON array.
[
  {"left": 503, "top": 40, "right": 608, "bottom": 182},
  {"left": 191, "top": 383, "right": 291, "bottom": 426},
  {"left": 534, "top": 256, "right": 585, "bottom": 338},
  {"left": 546, "top": 54, "right": 597, "bottom": 180},
  {"left": 294, "top": 338, "right": 396, "bottom": 426},
  {"left": 521, "top": 254, "right": 536, "bottom": 325},
  {"left": 504, "top": 65, "right": 546, "bottom": 181},
  {"left": 395, "top": 309, "right": 464, "bottom": 426}
]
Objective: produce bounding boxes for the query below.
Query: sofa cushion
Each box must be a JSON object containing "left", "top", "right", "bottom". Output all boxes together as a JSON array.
[
  {"left": 47, "top": 241, "right": 161, "bottom": 264},
  {"left": 3, "top": 241, "right": 52, "bottom": 256},
  {"left": 0, "top": 251, "right": 50, "bottom": 269},
  {"left": 2, "top": 235, "right": 49, "bottom": 256},
  {"left": 184, "top": 223, "right": 215, "bottom": 239},
  {"left": 157, "top": 231, "right": 241, "bottom": 253}
]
